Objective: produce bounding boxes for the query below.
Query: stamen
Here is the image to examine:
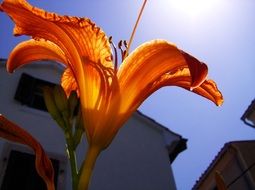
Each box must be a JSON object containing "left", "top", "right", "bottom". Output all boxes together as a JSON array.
[
  {"left": 109, "top": 36, "right": 118, "bottom": 71},
  {"left": 123, "top": 40, "right": 128, "bottom": 49},
  {"left": 109, "top": 37, "right": 130, "bottom": 67},
  {"left": 123, "top": 40, "right": 128, "bottom": 59},
  {"left": 118, "top": 40, "right": 123, "bottom": 49},
  {"left": 125, "top": 0, "right": 148, "bottom": 58},
  {"left": 118, "top": 40, "right": 125, "bottom": 61}
]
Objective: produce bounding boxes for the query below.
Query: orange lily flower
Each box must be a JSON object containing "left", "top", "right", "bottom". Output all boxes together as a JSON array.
[
  {"left": 0, "top": 115, "right": 55, "bottom": 190},
  {"left": 0, "top": 0, "right": 223, "bottom": 189},
  {"left": 0, "top": 0, "right": 223, "bottom": 149}
]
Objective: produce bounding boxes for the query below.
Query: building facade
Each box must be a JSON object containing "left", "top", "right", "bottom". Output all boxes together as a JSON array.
[{"left": 193, "top": 140, "right": 255, "bottom": 190}]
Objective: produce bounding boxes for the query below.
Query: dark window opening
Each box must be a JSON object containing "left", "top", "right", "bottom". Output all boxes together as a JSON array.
[
  {"left": 14, "top": 73, "right": 56, "bottom": 111},
  {"left": 1, "top": 150, "right": 60, "bottom": 190}
]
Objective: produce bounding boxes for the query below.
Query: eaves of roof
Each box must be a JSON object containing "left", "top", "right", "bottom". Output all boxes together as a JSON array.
[{"left": 192, "top": 140, "right": 255, "bottom": 189}]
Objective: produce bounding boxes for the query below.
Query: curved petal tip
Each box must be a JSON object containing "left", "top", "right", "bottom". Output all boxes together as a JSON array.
[{"left": 181, "top": 50, "right": 208, "bottom": 89}]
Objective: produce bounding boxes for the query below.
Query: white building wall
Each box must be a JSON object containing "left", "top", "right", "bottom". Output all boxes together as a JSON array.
[
  {"left": 0, "top": 61, "right": 178, "bottom": 190},
  {"left": 91, "top": 113, "right": 177, "bottom": 190}
]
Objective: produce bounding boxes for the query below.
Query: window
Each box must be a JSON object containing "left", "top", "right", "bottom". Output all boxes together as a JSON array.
[
  {"left": 14, "top": 73, "right": 56, "bottom": 111},
  {"left": 0, "top": 144, "right": 66, "bottom": 190}
]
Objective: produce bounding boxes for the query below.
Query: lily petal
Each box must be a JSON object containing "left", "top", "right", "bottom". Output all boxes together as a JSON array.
[
  {"left": 1, "top": 0, "right": 113, "bottom": 73},
  {"left": 6, "top": 39, "right": 67, "bottom": 73},
  {"left": 0, "top": 115, "right": 55, "bottom": 190},
  {"left": 150, "top": 68, "right": 223, "bottom": 106},
  {"left": 180, "top": 50, "right": 208, "bottom": 89},
  {"left": 78, "top": 58, "right": 120, "bottom": 146},
  {"left": 193, "top": 79, "right": 224, "bottom": 106},
  {"left": 61, "top": 68, "right": 79, "bottom": 97},
  {"left": 118, "top": 39, "right": 208, "bottom": 113}
]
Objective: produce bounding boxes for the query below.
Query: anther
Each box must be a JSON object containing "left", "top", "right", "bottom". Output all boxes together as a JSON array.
[
  {"left": 123, "top": 40, "right": 128, "bottom": 49},
  {"left": 118, "top": 40, "right": 122, "bottom": 49},
  {"left": 117, "top": 40, "right": 129, "bottom": 61},
  {"left": 118, "top": 40, "right": 125, "bottom": 61},
  {"left": 109, "top": 36, "right": 113, "bottom": 43},
  {"left": 123, "top": 40, "right": 128, "bottom": 58}
]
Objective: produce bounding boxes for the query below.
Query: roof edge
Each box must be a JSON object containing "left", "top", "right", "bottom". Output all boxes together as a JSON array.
[{"left": 192, "top": 140, "right": 255, "bottom": 189}]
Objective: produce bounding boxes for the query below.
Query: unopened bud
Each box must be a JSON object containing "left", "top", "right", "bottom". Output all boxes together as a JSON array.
[
  {"left": 53, "top": 85, "right": 69, "bottom": 119},
  {"left": 68, "top": 90, "right": 79, "bottom": 118},
  {"left": 43, "top": 87, "right": 65, "bottom": 128}
]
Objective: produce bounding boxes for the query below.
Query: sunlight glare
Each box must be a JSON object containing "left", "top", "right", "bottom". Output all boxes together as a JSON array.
[{"left": 170, "top": 0, "right": 220, "bottom": 18}]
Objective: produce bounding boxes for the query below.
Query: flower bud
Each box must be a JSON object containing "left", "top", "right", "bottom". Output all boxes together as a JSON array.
[
  {"left": 68, "top": 90, "right": 79, "bottom": 118},
  {"left": 53, "top": 85, "right": 70, "bottom": 120},
  {"left": 43, "top": 86, "right": 65, "bottom": 128}
]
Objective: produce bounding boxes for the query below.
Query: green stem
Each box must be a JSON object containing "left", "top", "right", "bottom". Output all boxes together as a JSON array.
[
  {"left": 78, "top": 145, "right": 101, "bottom": 190},
  {"left": 66, "top": 133, "right": 78, "bottom": 190}
]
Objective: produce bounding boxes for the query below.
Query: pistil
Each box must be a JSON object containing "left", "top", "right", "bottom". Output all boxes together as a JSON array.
[{"left": 125, "top": 0, "right": 148, "bottom": 58}]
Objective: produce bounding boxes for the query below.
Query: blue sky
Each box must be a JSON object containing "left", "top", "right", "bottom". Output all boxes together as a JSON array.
[{"left": 1, "top": 0, "right": 255, "bottom": 189}]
